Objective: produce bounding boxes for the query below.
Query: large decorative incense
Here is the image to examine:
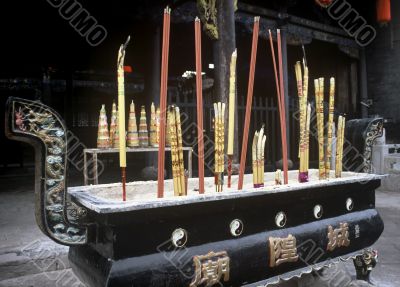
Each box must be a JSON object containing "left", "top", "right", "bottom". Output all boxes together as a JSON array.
[
  {"left": 139, "top": 105, "right": 149, "bottom": 147},
  {"left": 335, "top": 115, "right": 346, "bottom": 178},
  {"left": 268, "top": 29, "right": 289, "bottom": 184},
  {"left": 149, "top": 103, "right": 157, "bottom": 146},
  {"left": 157, "top": 7, "right": 171, "bottom": 198},
  {"left": 117, "top": 36, "right": 130, "bottom": 202},
  {"left": 127, "top": 100, "right": 139, "bottom": 148},
  {"left": 227, "top": 49, "right": 237, "bottom": 188},
  {"left": 238, "top": 16, "right": 259, "bottom": 190},
  {"left": 252, "top": 126, "right": 266, "bottom": 188},
  {"left": 325, "top": 77, "right": 335, "bottom": 178},
  {"left": 195, "top": 17, "right": 205, "bottom": 194},
  {"left": 314, "top": 78, "right": 325, "bottom": 180},
  {"left": 109, "top": 101, "right": 117, "bottom": 147},
  {"left": 214, "top": 102, "right": 225, "bottom": 192},
  {"left": 97, "top": 104, "right": 110, "bottom": 149},
  {"left": 295, "top": 61, "right": 309, "bottom": 182},
  {"left": 168, "top": 106, "right": 186, "bottom": 196}
]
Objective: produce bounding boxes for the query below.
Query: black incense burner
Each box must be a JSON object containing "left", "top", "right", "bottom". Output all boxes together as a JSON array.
[{"left": 5, "top": 97, "right": 384, "bottom": 287}]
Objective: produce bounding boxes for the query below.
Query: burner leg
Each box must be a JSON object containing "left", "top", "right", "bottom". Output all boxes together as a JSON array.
[{"left": 353, "top": 249, "right": 378, "bottom": 284}]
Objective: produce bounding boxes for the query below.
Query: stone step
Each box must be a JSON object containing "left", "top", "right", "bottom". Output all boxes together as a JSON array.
[
  {"left": 0, "top": 240, "right": 69, "bottom": 281},
  {"left": 0, "top": 269, "right": 85, "bottom": 287}
]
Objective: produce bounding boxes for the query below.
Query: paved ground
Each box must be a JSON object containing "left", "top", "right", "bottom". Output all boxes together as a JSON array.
[{"left": 0, "top": 171, "right": 399, "bottom": 287}]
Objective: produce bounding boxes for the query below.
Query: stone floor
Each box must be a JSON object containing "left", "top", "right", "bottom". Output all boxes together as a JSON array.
[{"left": 0, "top": 171, "right": 399, "bottom": 287}]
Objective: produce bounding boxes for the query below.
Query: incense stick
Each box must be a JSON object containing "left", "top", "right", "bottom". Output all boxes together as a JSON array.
[
  {"left": 117, "top": 36, "right": 130, "bottom": 202},
  {"left": 305, "top": 103, "right": 311, "bottom": 172},
  {"left": 157, "top": 7, "right": 171, "bottom": 198},
  {"left": 214, "top": 102, "right": 225, "bottom": 192},
  {"left": 269, "top": 30, "right": 289, "bottom": 184},
  {"left": 256, "top": 126, "right": 265, "bottom": 186},
  {"left": 335, "top": 115, "right": 345, "bottom": 178},
  {"left": 315, "top": 78, "right": 325, "bottom": 180},
  {"left": 227, "top": 49, "right": 237, "bottom": 188},
  {"left": 168, "top": 107, "right": 179, "bottom": 196},
  {"left": 325, "top": 77, "right": 335, "bottom": 178},
  {"left": 277, "top": 30, "right": 289, "bottom": 184},
  {"left": 238, "top": 16, "right": 260, "bottom": 190},
  {"left": 175, "top": 107, "right": 186, "bottom": 195},
  {"left": 252, "top": 130, "right": 259, "bottom": 188},
  {"left": 195, "top": 18, "right": 205, "bottom": 194},
  {"left": 252, "top": 126, "right": 266, "bottom": 188},
  {"left": 296, "top": 60, "right": 309, "bottom": 182}
]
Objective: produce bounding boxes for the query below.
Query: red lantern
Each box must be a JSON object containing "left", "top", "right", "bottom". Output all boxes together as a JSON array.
[
  {"left": 315, "top": 0, "right": 333, "bottom": 8},
  {"left": 377, "top": 0, "right": 391, "bottom": 24}
]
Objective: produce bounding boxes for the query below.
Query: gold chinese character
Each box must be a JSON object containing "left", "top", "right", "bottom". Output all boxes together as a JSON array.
[
  {"left": 269, "top": 234, "right": 299, "bottom": 267},
  {"left": 189, "top": 251, "right": 230, "bottom": 287},
  {"left": 327, "top": 222, "right": 350, "bottom": 251}
]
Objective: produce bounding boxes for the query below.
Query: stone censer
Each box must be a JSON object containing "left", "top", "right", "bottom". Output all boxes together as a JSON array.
[{"left": 5, "top": 97, "right": 384, "bottom": 286}]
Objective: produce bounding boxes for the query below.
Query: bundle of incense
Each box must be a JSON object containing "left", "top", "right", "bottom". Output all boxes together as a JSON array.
[
  {"left": 268, "top": 29, "right": 289, "bottom": 184},
  {"left": 149, "top": 102, "right": 158, "bottom": 147},
  {"left": 112, "top": 112, "right": 120, "bottom": 149},
  {"left": 168, "top": 106, "right": 186, "bottom": 196},
  {"left": 156, "top": 107, "right": 160, "bottom": 146},
  {"left": 325, "top": 77, "right": 335, "bottom": 178},
  {"left": 97, "top": 104, "right": 110, "bottom": 149},
  {"left": 117, "top": 36, "right": 130, "bottom": 202},
  {"left": 252, "top": 126, "right": 266, "bottom": 188},
  {"left": 335, "top": 115, "right": 345, "bottom": 178},
  {"left": 109, "top": 101, "right": 117, "bottom": 147},
  {"left": 295, "top": 61, "right": 309, "bottom": 182},
  {"left": 214, "top": 102, "right": 225, "bottom": 192},
  {"left": 227, "top": 49, "right": 237, "bottom": 188},
  {"left": 138, "top": 105, "right": 149, "bottom": 147},
  {"left": 195, "top": 17, "right": 205, "bottom": 194},
  {"left": 238, "top": 16, "right": 260, "bottom": 190},
  {"left": 275, "top": 169, "right": 283, "bottom": 185},
  {"left": 127, "top": 100, "right": 139, "bottom": 148},
  {"left": 157, "top": 7, "right": 171, "bottom": 198},
  {"left": 314, "top": 78, "right": 325, "bottom": 180}
]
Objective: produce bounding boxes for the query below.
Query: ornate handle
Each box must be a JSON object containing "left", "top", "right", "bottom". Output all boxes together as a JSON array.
[{"left": 5, "top": 97, "right": 87, "bottom": 245}]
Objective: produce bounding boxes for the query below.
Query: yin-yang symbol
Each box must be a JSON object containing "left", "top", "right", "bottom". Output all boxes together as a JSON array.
[
  {"left": 313, "top": 205, "right": 323, "bottom": 219},
  {"left": 346, "top": 198, "right": 354, "bottom": 211},
  {"left": 230, "top": 219, "right": 244, "bottom": 237},
  {"left": 275, "top": 212, "right": 287, "bottom": 228},
  {"left": 171, "top": 228, "right": 187, "bottom": 248}
]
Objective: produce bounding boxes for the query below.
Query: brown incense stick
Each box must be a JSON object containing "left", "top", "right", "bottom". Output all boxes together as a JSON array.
[
  {"left": 157, "top": 7, "right": 171, "bottom": 198},
  {"left": 277, "top": 30, "right": 289, "bottom": 184},
  {"left": 195, "top": 18, "right": 205, "bottom": 194},
  {"left": 268, "top": 30, "right": 285, "bottom": 171},
  {"left": 238, "top": 16, "right": 260, "bottom": 190}
]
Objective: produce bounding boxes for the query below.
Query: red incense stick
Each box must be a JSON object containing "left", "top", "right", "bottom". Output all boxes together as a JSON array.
[
  {"left": 268, "top": 30, "right": 289, "bottom": 184},
  {"left": 195, "top": 18, "right": 205, "bottom": 194},
  {"left": 157, "top": 7, "right": 171, "bottom": 198},
  {"left": 277, "top": 30, "right": 289, "bottom": 184},
  {"left": 238, "top": 17, "right": 260, "bottom": 190}
]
